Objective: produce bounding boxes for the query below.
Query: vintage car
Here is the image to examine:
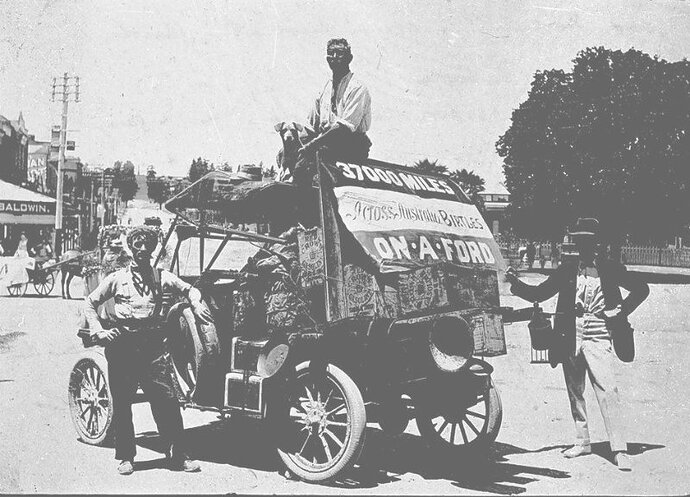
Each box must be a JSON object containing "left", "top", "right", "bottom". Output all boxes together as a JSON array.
[{"left": 68, "top": 157, "right": 508, "bottom": 483}]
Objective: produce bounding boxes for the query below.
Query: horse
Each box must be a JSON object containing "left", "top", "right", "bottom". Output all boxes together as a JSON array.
[
  {"left": 274, "top": 121, "right": 317, "bottom": 185},
  {"left": 59, "top": 249, "right": 85, "bottom": 299}
]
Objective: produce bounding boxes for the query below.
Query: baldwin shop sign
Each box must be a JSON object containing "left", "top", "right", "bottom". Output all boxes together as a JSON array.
[{"left": 0, "top": 200, "right": 56, "bottom": 216}]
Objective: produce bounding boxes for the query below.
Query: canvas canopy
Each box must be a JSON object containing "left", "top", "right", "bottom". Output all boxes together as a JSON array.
[
  {"left": 321, "top": 161, "right": 505, "bottom": 273},
  {"left": 0, "top": 180, "right": 56, "bottom": 225},
  {"left": 164, "top": 171, "right": 315, "bottom": 224}
]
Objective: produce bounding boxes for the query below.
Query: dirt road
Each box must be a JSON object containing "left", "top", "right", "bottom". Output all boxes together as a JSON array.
[{"left": 0, "top": 266, "right": 688, "bottom": 494}]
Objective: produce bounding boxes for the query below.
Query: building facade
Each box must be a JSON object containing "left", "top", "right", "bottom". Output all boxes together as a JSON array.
[
  {"left": 0, "top": 113, "right": 29, "bottom": 186},
  {"left": 27, "top": 136, "right": 51, "bottom": 193},
  {"left": 479, "top": 191, "right": 510, "bottom": 236}
]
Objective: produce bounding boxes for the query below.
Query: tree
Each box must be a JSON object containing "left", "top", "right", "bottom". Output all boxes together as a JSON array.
[
  {"left": 188, "top": 157, "right": 214, "bottom": 183},
  {"left": 147, "top": 178, "right": 169, "bottom": 208},
  {"left": 449, "top": 168, "right": 486, "bottom": 208},
  {"left": 497, "top": 47, "right": 690, "bottom": 244},
  {"left": 412, "top": 159, "right": 486, "bottom": 208},
  {"left": 112, "top": 160, "right": 139, "bottom": 205},
  {"left": 412, "top": 159, "right": 449, "bottom": 176}
]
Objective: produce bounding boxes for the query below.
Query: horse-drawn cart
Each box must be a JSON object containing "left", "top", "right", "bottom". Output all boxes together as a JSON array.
[{"left": 0, "top": 252, "right": 92, "bottom": 297}]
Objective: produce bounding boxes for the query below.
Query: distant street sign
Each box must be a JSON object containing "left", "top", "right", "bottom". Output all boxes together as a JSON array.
[{"left": 66, "top": 141, "right": 75, "bottom": 151}]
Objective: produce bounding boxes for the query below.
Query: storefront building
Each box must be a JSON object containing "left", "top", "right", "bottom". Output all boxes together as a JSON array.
[{"left": 0, "top": 179, "right": 56, "bottom": 255}]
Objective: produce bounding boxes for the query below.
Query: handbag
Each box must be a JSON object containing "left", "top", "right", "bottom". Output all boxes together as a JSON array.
[{"left": 608, "top": 314, "right": 635, "bottom": 362}]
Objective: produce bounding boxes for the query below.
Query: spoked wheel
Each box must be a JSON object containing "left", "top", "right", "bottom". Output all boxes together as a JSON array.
[
  {"left": 416, "top": 378, "right": 502, "bottom": 454},
  {"left": 68, "top": 355, "right": 114, "bottom": 445},
  {"left": 7, "top": 283, "right": 28, "bottom": 297},
  {"left": 276, "top": 361, "right": 367, "bottom": 483},
  {"left": 33, "top": 271, "right": 55, "bottom": 296}
]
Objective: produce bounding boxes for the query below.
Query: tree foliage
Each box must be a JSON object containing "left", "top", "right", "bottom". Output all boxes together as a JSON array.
[
  {"left": 449, "top": 168, "right": 486, "bottom": 207},
  {"left": 188, "top": 157, "right": 214, "bottom": 183},
  {"left": 112, "top": 160, "right": 139, "bottom": 205},
  {"left": 412, "top": 159, "right": 486, "bottom": 208},
  {"left": 412, "top": 158, "right": 449, "bottom": 176},
  {"left": 147, "top": 178, "right": 169, "bottom": 208},
  {"left": 497, "top": 47, "right": 690, "bottom": 244}
]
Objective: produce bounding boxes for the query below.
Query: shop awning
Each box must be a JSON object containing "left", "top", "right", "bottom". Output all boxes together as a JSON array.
[{"left": 0, "top": 180, "right": 56, "bottom": 225}]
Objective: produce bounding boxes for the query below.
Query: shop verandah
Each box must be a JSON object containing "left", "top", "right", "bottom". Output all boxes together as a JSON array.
[{"left": 0, "top": 179, "right": 80, "bottom": 255}]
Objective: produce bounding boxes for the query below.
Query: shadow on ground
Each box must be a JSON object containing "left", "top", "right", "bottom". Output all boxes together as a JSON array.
[
  {"left": 0, "top": 331, "right": 26, "bottom": 352},
  {"left": 133, "top": 422, "right": 656, "bottom": 493}
]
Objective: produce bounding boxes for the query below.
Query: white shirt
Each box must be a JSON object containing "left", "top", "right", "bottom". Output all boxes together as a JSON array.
[
  {"left": 308, "top": 71, "right": 371, "bottom": 134},
  {"left": 576, "top": 265, "right": 608, "bottom": 337}
]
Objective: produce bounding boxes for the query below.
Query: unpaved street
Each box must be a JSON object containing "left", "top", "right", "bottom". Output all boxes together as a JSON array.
[{"left": 0, "top": 267, "right": 688, "bottom": 495}]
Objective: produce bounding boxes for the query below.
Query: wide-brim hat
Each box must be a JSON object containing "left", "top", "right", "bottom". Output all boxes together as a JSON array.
[{"left": 568, "top": 217, "right": 600, "bottom": 237}]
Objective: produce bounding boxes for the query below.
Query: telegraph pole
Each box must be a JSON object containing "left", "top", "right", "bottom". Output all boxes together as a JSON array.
[{"left": 51, "top": 73, "right": 80, "bottom": 257}]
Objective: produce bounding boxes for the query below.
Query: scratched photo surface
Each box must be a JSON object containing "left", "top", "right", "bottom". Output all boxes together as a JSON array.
[{"left": 0, "top": 0, "right": 688, "bottom": 494}]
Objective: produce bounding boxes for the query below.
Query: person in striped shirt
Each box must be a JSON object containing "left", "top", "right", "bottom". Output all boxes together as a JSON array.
[{"left": 506, "top": 218, "right": 649, "bottom": 471}]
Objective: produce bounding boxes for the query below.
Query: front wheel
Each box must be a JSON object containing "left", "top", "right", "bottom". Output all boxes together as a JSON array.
[
  {"left": 276, "top": 361, "right": 367, "bottom": 483},
  {"left": 68, "top": 353, "right": 114, "bottom": 446},
  {"left": 416, "top": 378, "right": 502, "bottom": 455}
]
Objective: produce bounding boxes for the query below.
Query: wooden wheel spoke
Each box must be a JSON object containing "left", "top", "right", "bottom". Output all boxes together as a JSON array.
[
  {"left": 304, "top": 386, "right": 315, "bottom": 404},
  {"left": 466, "top": 410, "right": 486, "bottom": 420},
  {"left": 92, "top": 410, "right": 100, "bottom": 434},
  {"left": 435, "top": 419, "right": 449, "bottom": 436},
  {"left": 297, "top": 432, "right": 312, "bottom": 456},
  {"left": 464, "top": 416, "right": 480, "bottom": 436},
  {"left": 323, "top": 428, "right": 345, "bottom": 449},
  {"left": 319, "top": 434, "right": 334, "bottom": 461},
  {"left": 459, "top": 419, "right": 469, "bottom": 444},
  {"left": 450, "top": 423, "right": 457, "bottom": 444},
  {"left": 325, "top": 420, "right": 348, "bottom": 427},
  {"left": 80, "top": 404, "right": 92, "bottom": 420},
  {"left": 87, "top": 368, "right": 97, "bottom": 388},
  {"left": 322, "top": 388, "right": 334, "bottom": 410},
  {"left": 87, "top": 409, "right": 96, "bottom": 434},
  {"left": 326, "top": 402, "right": 346, "bottom": 417}
]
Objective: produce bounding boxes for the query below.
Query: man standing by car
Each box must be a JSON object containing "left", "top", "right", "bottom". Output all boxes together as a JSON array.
[
  {"left": 300, "top": 38, "right": 372, "bottom": 162},
  {"left": 506, "top": 218, "right": 648, "bottom": 471},
  {"left": 83, "top": 226, "right": 213, "bottom": 476}
]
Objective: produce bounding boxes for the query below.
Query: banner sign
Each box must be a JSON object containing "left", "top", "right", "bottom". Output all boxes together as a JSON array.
[
  {"left": 323, "top": 161, "right": 504, "bottom": 271},
  {"left": 0, "top": 200, "right": 55, "bottom": 216}
]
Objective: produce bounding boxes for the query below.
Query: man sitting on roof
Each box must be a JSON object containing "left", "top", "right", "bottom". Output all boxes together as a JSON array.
[{"left": 299, "top": 38, "right": 372, "bottom": 163}]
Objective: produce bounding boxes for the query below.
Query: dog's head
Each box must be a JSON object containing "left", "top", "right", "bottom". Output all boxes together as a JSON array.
[{"left": 274, "top": 121, "right": 314, "bottom": 151}]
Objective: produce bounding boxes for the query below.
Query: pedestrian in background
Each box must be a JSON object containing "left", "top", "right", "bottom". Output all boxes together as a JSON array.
[
  {"left": 14, "top": 232, "right": 31, "bottom": 258},
  {"left": 506, "top": 218, "right": 649, "bottom": 471}
]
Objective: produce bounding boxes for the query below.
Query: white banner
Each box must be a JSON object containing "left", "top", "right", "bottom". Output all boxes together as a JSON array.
[{"left": 333, "top": 185, "right": 493, "bottom": 239}]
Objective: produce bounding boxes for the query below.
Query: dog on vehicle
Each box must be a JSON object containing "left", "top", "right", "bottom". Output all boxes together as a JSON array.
[{"left": 274, "top": 121, "right": 316, "bottom": 184}]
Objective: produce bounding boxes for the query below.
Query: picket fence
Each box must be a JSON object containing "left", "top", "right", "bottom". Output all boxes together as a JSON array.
[
  {"left": 497, "top": 240, "right": 690, "bottom": 269},
  {"left": 621, "top": 245, "right": 690, "bottom": 268}
]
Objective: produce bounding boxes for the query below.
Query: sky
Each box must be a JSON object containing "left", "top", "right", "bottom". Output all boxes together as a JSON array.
[{"left": 0, "top": 0, "right": 688, "bottom": 192}]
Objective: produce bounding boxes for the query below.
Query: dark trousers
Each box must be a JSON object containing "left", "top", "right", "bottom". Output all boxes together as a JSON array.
[{"left": 105, "top": 332, "right": 185, "bottom": 461}]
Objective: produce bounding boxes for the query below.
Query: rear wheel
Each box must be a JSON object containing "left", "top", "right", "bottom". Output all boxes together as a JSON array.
[
  {"left": 416, "top": 378, "right": 502, "bottom": 454},
  {"left": 276, "top": 361, "right": 367, "bottom": 483},
  {"left": 68, "top": 354, "right": 114, "bottom": 445},
  {"left": 34, "top": 271, "right": 55, "bottom": 296},
  {"left": 7, "top": 283, "right": 27, "bottom": 297}
]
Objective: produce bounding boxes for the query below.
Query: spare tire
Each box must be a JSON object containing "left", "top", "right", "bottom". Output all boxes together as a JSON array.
[{"left": 167, "top": 304, "right": 221, "bottom": 405}]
